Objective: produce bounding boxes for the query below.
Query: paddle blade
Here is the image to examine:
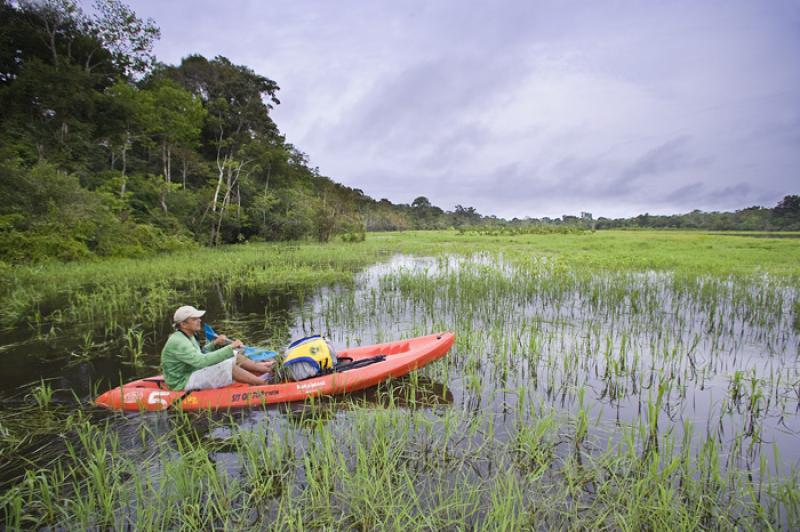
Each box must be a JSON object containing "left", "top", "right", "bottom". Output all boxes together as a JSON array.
[
  {"left": 244, "top": 347, "right": 278, "bottom": 361},
  {"left": 203, "top": 323, "right": 218, "bottom": 341}
]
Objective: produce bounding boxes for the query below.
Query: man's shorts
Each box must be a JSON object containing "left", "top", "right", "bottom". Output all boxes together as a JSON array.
[{"left": 185, "top": 357, "right": 235, "bottom": 391}]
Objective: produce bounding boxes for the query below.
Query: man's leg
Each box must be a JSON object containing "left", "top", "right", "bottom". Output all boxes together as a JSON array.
[
  {"left": 232, "top": 364, "right": 267, "bottom": 385},
  {"left": 232, "top": 354, "right": 275, "bottom": 385},
  {"left": 236, "top": 353, "right": 273, "bottom": 373}
]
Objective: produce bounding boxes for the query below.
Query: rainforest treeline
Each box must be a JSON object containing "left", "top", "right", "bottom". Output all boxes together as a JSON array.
[
  {"left": 0, "top": 0, "right": 409, "bottom": 263},
  {"left": 1, "top": 1, "right": 798, "bottom": 264},
  {"left": 0, "top": 0, "right": 468, "bottom": 263}
]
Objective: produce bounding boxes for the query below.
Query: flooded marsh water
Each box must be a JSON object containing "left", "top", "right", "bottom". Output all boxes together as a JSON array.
[{"left": 2, "top": 233, "right": 800, "bottom": 529}]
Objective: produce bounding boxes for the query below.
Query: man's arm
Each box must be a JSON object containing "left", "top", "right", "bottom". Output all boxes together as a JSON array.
[
  {"left": 202, "top": 334, "right": 233, "bottom": 353},
  {"left": 171, "top": 337, "right": 234, "bottom": 369}
]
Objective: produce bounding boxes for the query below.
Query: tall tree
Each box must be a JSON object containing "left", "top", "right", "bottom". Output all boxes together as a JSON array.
[
  {"left": 17, "top": 0, "right": 85, "bottom": 70},
  {"left": 146, "top": 79, "right": 205, "bottom": 210},
  {"left": 90, "top": 0, "right": 159, "bottom": 77},
  {"left": 1, "top": 58, "right": 98, "bottom": 167},
  {"left": 412, "top": 196, "right": 432, "bottom": 209},
  {"left": 16, "top": 0, "right": 156, "bottom": 79},
  {"left": 774, "top": 195, "right": 800, "bottom": 229},
  {"left": 164, "top": 55, "right": 281, "bottom": 244},
  {"left": 99, "top": 80, "right": 156, "bottom": 195}
]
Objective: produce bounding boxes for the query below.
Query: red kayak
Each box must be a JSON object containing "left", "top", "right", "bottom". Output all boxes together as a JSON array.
[{"left": 95, "top": 332, "right": 455, "bottom": 411}]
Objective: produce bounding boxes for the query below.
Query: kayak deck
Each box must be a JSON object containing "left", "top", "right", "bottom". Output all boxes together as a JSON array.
[{"left": 95, "top": 332, "right": 455, "bottom": 411}]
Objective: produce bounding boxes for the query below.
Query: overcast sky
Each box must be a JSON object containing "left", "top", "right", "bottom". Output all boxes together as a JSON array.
[{"left": 127, "top": 0, "right": 800, "bottom": 219}]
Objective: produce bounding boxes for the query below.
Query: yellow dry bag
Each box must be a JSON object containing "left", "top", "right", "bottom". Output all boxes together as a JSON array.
[{"left": 283, "top": 336, "right": 337, "bottom": 380}]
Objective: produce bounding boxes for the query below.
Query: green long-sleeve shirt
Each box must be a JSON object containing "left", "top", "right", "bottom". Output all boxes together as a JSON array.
[{"left": 161, "top": 331, "right": 235, "bottom": 390}]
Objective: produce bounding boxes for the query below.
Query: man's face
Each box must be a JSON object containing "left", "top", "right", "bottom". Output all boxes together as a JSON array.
[{"left": 183, "top": 316, "right": 203, "bottom": 334}]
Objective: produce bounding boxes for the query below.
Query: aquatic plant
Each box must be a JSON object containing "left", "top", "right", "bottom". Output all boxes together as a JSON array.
[{"left": 0, "top": 230, "right": 799, "bottom": 528}]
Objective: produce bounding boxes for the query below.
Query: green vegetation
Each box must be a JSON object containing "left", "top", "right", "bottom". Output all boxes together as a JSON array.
[
  {"left": 2, "top": 230, "right": 798, "bottom": 337},
  {"left": 1, "top": 230, "right": 799, "bottom": 529},
  {"left": 593, "top": 195, "right": 800, "bottom": 231},
  {"left": 2, "top": 1, "right": 797, "bottom": 266},
  {"left": 0, "top": 0, "right": 375, "bottom": 262},
  {"left": 4, "top": 399, "right": 799, "bottom": 530}
]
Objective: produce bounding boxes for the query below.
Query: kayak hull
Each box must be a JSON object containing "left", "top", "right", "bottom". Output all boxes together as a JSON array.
[{"left": 95, "top": 332, "right": 455, "bottom": 411}]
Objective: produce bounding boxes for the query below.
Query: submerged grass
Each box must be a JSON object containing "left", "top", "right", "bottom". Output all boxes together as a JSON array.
[{"left": 1, "top": 230, "right": 800, "bottom": 529}]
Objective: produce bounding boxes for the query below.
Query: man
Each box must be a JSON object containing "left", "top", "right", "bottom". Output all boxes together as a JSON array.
[{"left": 161, "top": 305, "right": 274, "bottom": 391}]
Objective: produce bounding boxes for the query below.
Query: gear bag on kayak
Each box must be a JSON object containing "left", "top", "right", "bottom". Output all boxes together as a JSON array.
[{"left": 282, "top": 336, "right": 337, "bottom": 381}]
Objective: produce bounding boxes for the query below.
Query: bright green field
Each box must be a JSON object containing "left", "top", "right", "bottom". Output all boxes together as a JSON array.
[
  {"left": 4, "top": 230, "right": 798, "bottom": 327},
  {"left": 2, "top": 230, "right": 799, "bottom": 530}
]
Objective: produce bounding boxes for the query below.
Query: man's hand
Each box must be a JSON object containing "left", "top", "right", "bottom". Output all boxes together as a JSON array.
[
  {"left": 212, "top": 334, "right": 229, "bottom": 346},
  {"left": 230, "top": 339, "right": 244, "bottom": 349}
]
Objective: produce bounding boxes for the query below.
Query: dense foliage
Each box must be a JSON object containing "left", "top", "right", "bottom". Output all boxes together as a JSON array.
[
  {"left": 457, "top": 195, "right": 800, "bottom": 235},
  {"left": 0, "top": 0, "right": 404, "bottom": 263},
  {"left": 593, "top": 196, "right": 800, "bottom": 231},
  {"left": 0, "top": 0, "right": 797, "bottom": 264}
]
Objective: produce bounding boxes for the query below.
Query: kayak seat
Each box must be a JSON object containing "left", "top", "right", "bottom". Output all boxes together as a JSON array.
[{"left": 329, "top": 355, "right": 386, "bottom": 374}]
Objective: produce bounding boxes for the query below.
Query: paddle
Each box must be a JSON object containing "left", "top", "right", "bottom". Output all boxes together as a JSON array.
[{"left": 203, "top": 323, "right": 278, "bottom": 362}]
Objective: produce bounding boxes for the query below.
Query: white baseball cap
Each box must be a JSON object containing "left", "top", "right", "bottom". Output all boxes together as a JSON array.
[{"left": 173, "top": 305, "right": 206, "bottom": 324}]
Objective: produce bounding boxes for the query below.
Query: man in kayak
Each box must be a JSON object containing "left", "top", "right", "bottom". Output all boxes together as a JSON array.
[{"left": 162, "top": 305, "right": 275, "bottom": 391}]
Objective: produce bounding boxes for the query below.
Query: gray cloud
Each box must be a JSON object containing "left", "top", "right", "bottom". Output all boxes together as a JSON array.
[
  {"left": 128, "top": 0, "right": 800, "bottom": 218},
  {"left": 663, "top": 183, "right": 706, "bottom": 206},
  {"left": 618, "top": 137, "right": 701, "bottom": 187}
]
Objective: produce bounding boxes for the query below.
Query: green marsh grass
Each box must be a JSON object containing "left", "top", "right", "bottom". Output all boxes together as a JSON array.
[
  {"left": 28, "top": 379, "right": 54, "bottom": 410},
  {"left": 1, "top": 230, "right": 799, "bottom": 529}
]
